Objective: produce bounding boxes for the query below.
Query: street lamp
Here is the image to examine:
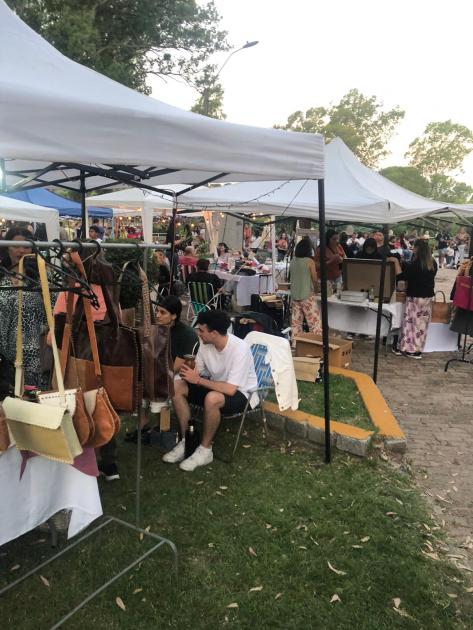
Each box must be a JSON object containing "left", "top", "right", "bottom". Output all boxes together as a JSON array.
[{"left": 203, "top": 40, "right": 259, "bottom": 116}]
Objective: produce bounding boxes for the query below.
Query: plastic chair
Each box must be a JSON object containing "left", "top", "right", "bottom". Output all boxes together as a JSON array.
[
  {"left": 187, "top": 281, "right": 220, "bottom": 323},
  {"left": 220, "top": 342, "right": 274, "bottom": 461}
]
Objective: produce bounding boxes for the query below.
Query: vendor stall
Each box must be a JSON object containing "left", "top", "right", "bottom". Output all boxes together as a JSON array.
[{"left": 216, "top": 269, "right": 274, "bottom": 306}]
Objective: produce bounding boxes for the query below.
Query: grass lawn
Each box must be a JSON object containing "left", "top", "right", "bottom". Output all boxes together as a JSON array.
[
  {"left": 269, "top": 375, "right": 374, "bottom": 431},
  {"left": 1, "top": 425, "right": 472, "bottom": 629}
]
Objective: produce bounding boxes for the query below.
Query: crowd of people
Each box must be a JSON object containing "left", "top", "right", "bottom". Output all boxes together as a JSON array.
[{"left": 0, "top": 219, "right": 472, "bottom": 476}]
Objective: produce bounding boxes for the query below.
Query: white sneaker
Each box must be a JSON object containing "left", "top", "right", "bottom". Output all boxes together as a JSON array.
[
  {"left": 179, "top": 445, "right": 213, "bottom": 472},
  {"left": 162, "top": 439, "right": 185, "bottom": 464}
]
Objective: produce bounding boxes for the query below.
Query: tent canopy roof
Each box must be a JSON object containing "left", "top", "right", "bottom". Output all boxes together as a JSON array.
[
  {"left": 0, "top": 194, "right": 59, "bottom": 238},
  {"left": 178, "top": 138, "right": 452, "bottom": 224},
  {"left": 0, "top": 0, "right": 324, "bottom": 195},
  {"left": 3, "top": 188, "right": 112, "bottom": 218}
]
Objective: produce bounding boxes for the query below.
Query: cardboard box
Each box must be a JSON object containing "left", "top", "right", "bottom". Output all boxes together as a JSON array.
[
  {"left": 293, "top": 356, "right": 321, "bottom": 382},
  {"left": 294, "top": 333, "right": 353, "bottom": 368},
  {"left": 342, "top": 259, "right": 396, "bottom": 303}
]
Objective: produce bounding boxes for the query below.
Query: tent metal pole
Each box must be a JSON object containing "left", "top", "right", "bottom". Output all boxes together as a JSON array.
[
  {"left": 0, "top": 158, "right": 6, "bottom": 192},
  {"left": 79, "top": 171, "right": 87, "bottom": 239},
  {"left": 0, "top": 240, "right": 168, "bottom": 250},
  {"left": 318, "top": 179, "right": 331, "bottom": 464},
  {"left": 373, "top": 225, "right": 389, "bottom": 383},
  {"left": 169, "top": 193, "right": 178, "bottom": 287}
]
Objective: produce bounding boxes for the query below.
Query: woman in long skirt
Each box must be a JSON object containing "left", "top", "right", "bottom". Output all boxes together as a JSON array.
[{"left": 394, "top": 239, "right": 437, "bottom": 359}]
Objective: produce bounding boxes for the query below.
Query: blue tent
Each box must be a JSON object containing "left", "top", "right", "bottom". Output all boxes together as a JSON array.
[{"left": 4, "top": 188, "right": 113, "bottom": 218}]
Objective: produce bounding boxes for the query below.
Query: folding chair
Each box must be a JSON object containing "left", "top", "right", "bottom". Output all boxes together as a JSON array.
[
  {"left": 220, "top": 342, "right": 274, "bottom": 461},
  {"left": 187, "top": 281, "right": 220, "bottom": 323}
]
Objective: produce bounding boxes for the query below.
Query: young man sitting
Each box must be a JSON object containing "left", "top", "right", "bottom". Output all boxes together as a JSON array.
[
  {"left": 163, "top": 310, "right": 258, "bottom": 471},
  {"left": 187, "top": 258, "right": 223, "bottom": 294}
]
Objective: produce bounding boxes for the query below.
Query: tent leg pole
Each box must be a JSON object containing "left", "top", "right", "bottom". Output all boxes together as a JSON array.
[
  {"left": 169, "top": 194, "right": 178, "bottom": 289},
  {"left": 373, "top": 225, "right": 389, "bottom": 383},
  {"left": 318, "top": 179, "right": 331, "bottom": 464},
  {"left": 80, "top": 171, "right": 87, "bottom": 239},
  {"left": 0, "top": 158, "right": 6, "bottom": 193}
]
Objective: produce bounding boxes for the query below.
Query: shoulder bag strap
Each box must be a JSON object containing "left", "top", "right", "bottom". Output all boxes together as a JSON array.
[
  {"left": 37, "top": 255, "right": 66, "bottom": 402},
  {"left": 69, "top": 252, "right": 102, "bottom": 382},
  {"left": 14, "top": 256, "right": 28, "bottom": 397}
]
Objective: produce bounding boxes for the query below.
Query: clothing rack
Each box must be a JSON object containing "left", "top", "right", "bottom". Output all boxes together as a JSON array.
[
  {"left": 0, "top": 241, "right": 177, "bottom": 628},
  {"left": 444, "top": 267, "right": 473, "bottom": 372}
]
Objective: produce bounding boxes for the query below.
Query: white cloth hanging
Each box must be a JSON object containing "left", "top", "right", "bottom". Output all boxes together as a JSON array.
[{"left": 244, "top": 331, "right": 299, "bottom": 411}]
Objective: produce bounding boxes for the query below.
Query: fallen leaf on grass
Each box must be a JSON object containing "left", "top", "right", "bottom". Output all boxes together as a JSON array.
[
  {"left": 226, "top": 603, "right": 238, "bottom": 609},
  {"left": 208, "top": 543, "right": 215, "bottom": 548},
  {"left": 447, "top": 593, "right": 458, "bottom": 599},
  {"left": 330, "top": 594, "right": 341, "bottom": 603},
  {"left": 39, "top": 575, "right": 50, "bottom": 587},
  {"left": 139, "top": 525, "right": 151, "bottom": 541},
  {"left": 464, "top": 586, "right": 473, "bottom": 593},
  {"left": 298, "top": 546, "right": 308, "bottom": 550},
  {"left": 385, "top": 512, "right": 397, "bottom": 517},
  {"left": 196, "top": 481, "right": 204, "bottom": 485},
  {"left": 275, "top": 592, "right": 283, "bottom": 600},
  {"left": 133, "top": 588, "right": 143, "bottom": 595},
  {"left": 115, "top": 597, "right": 126, "bottom": 611},
  {"left": 395, "top": 498, "right": 404, "bottom": 505},
  {"left": 360, "top": 536, "right": 370, "bottom": 543},
  {"left": 219, "top": 486, "right": 228, "bottom": 490},
  {"left": 215, "top": 491, "right": 224, "bottom": 496},
  {"left": 10, "top": 565, "right": 20, "bottom": 572},
  {"left": 393, "top": 597, "right": 401, "bottom": 609},
  {"left": 119, "top": 504, "right": 127, "bottom": 511},
  {"left": 248, "top": 547, "right": 257, "bottom": 557},
  {"left": 242, "top": 444, "right": 251, "bottom": 449},
  {"left": 249, "top": 586, "right": 263, "bottom": 592},
  {"left": 393, "top": 607, "right": 412, "bottom": 618},
  {"left": 327, "top": 561, "right": 347, "bottom": 576},
  {"left": 352, "top": 545, "right": 363, "bottom": 549}
]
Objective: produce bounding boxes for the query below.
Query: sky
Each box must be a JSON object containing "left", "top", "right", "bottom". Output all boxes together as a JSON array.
[{"left": 151, "top": 0, "right": 473, "bottom": 184}]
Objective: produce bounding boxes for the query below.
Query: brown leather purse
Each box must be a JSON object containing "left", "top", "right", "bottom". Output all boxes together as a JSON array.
[
  {"left": 136, "top": 266, "right": 174, "bottom": 402},
  {"left": 56, "top": 253, "right": 142, "bottom": 412},
  {"left": 58, "top": 254, "right": 120, "bottom": 447}
]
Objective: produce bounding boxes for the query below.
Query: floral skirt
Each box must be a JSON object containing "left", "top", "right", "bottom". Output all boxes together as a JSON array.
[
  {"left": 399, "top": 297, "right": 432, "bottom": 353},
  {"left": 291, "top": 294, "right": 322, "bottom": 337}
]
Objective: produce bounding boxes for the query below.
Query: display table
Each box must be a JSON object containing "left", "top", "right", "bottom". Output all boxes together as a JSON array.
[
  {"left": 316, "top": 296, "right": 403, "bottom": 337},
  {"left": 216, "top": 270, "right": 274, "bottom": 306},
  {"left": 0, "top": 447, "right": 102, "bottom": 546}
]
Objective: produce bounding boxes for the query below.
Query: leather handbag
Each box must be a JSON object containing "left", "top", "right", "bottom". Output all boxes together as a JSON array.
[
  {"left": 431, "top": 291, "right": 452, "bottom": 323},
  {"left": 135, "top": 266, "right": 174, "bottom": 402},
  {"left": 57, "top": 254, "right": 120, "bottom": 447},
  {"left": 453, "top": 275, "right": 473, "bottom": 312},
  {"left": 4, "top": 255, "right": 83, "bottom": 464},
  {"left": 56, "top": 252, "right": 142, "bottom": 412}
]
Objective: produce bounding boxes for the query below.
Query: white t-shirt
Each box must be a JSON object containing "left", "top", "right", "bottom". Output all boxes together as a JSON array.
[{"left": 195, "top": 333, "right": 258, "bottom": 399}]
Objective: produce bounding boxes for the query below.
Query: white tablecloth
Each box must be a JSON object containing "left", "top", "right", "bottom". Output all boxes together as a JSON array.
[
  {"left": 216, "top": 271, "right": 274, "bottom": 306},
  {"left": 0, "top": 448, "right": 102, "bottom": 546},
  {"left": 316, "top": 296, "right": 403, "bottom": 337},
  {"left": 316, "top": 296, "right": 457, "bottom": 352}
]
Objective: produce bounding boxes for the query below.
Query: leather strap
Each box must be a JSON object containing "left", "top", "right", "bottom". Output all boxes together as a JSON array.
[
  {"left": 14, "top": 256, "right": 27, "bottom": 397},
  {"left": 59, "top": 253, "right": 102, "bottom": 382},
  {"left": 37, "top": 255, "right": 66, "bottom": 401}
]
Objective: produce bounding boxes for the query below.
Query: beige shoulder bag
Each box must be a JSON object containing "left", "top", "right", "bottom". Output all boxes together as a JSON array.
[{"left": 3, "top": 255, "right": 83, "bottom": 464}]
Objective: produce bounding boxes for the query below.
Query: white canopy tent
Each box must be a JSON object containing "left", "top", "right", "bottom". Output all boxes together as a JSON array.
[
  {"left": 0, "top": 0, "right": 324, "bottom": 197},
  {"left": 0, "top": 195, "right": 59, "bottom": 239},
  {"left": 178, "top": 138, "right": 452, "bottom": 224},
  {"left": 86, "top": 186, "right": 182, "bottom": 242}
]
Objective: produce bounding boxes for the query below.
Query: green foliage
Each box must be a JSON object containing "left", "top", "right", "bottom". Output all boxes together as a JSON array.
[
  {"left": 379, "top": 166, "right": 431, "bottom": 197},
  {"left": 190, "top": 63, "right": 226, "bottom": 119},
  {"left": 8, "top": 0, "right": 228, "bottom": 94},
  {"left": 428, "top": 174, "right": 473, "bottom": 204},
  {"left": 275, "top": 89, "right": 405, "bottom": 168},
  {"left": 406, "top": 120, "right": 473, "bottom": 178}
]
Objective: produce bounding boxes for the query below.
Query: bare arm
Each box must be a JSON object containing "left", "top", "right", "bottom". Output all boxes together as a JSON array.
[
  {"left": 180, "top": 364, "right": 237, "bottom": 396},
  {"left": 308, "top": 259, "right": 318, "bottom": 291}
]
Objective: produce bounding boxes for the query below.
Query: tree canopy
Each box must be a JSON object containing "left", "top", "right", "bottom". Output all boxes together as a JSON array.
[
  {"left": 379, "top": 166, "right": 431, "bottom": 197},
  {"left": 7, "top": 0, "right": 228, "bottom": 94},
  {"left": 275, "top": 89, "right": 405, "bottom": 168},
  {"left": 406, "top": 120, "right": 473, "bottom": 179},
  {"left": 190, "top": 64, "right": 226, "bottom": 119}
]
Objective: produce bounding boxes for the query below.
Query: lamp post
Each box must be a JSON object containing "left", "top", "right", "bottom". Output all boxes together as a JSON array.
[{"left": 203, "top": 40, "right": 259, "bottom": 116}]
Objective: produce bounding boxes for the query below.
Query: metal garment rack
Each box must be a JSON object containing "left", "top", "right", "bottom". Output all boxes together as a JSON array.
[
  {"left": 0, "top": 240, "right": 177, "bottom": 629},
  {"left": 444, "top": 269, "right": 473, "bottom": 372}
]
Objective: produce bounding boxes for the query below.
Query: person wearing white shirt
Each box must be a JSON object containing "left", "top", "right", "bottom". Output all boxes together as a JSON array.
[{"left": 163, "top": 310, "right": 258, "bottom": 471}]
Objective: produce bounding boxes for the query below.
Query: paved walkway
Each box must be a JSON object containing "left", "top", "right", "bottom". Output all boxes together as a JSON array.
[{"left": 349, "top": 270, "right": 473, "bottom": 570}]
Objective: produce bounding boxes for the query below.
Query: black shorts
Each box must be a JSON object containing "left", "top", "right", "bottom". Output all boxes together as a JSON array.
[{"left": 187, "top": 384, "right": 248, "bottom": 415}]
